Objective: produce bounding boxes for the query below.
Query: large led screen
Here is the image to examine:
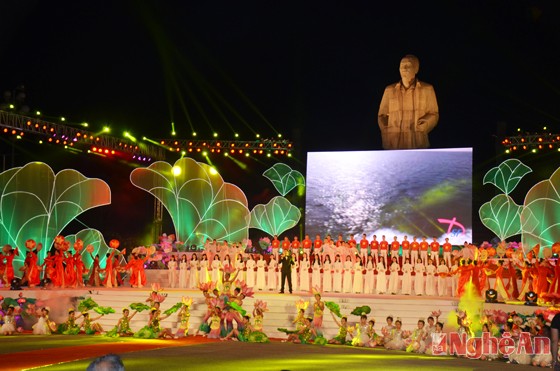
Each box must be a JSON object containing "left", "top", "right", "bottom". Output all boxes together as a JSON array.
[{"left": 305, "top": 148, "right": 472, "bottom": 245}]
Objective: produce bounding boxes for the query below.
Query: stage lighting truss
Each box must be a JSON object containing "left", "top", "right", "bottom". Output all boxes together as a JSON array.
[
  {"left": 0, "top": 110, "right": 166, "bottom": 161},
  {"left": 159, "top": 138, "right": 293, "bottom": 156},
  {"left": 502, "top": 133, "right": 560, "bottom": 153}
]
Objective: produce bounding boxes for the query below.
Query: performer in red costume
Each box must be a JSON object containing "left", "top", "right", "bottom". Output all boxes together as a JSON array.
[
  {"left": 271, "top": 235, "right": 280, "bottom": 261},
  {"left": 313, "top": 235, "right": 323, "bottom": 255},
  {"left": 291, "top": 237, "right": 301, "bottom": 255},
  {"left": 103, "top": 250, "right": 117, "bottom": 288},
  {"left": 429, "top": 237, "right": 440, "bottom": 266},
  {"left": 369, "top": 236, "right": 379, "bottom": 265},
  {"left": 74, "top": 251, "right": 85, "bottom": 287},
  {"left": 281, "top": 237, "right": 291, "bottom": 255},
  {"left": 53, "top": 250, "right": 67, "bottom": 288},
  {"left": 534, "top": 259, "right": 552, "bottom": 296},
  {"left": 493, "top": 260, "right": 510, "bottom": 301},
  {"left": 442, "top": 238, "right": 452, "bottom": 267},
  {"left": 456, "top": 260, "right": 473, "bottom": 297},
  {"left": 504, "top": 260, "right": 519, "bottom": 300},
  {"left": 419, "top": 237, "right": 429, "bottom": 266},
  {"left": 302, "top": 235, "right": 312, "bottom": 253},
  {"left": 359, "top": 234, "right": 369, "bottom": 264},
  {"left": 390, "top": 236, "right": 400, "bottom": 264},
  {"left": 410, "top": 237, "right": 419, "bottom": 268},
  {"left": 2, "top": 245, "right": 19, "bottom": 283},
  {"left": 401, "top": 236, "right": 410, "bottom": 265},
  {"left": 379, "top": 236, "right": 389, "bottom": 267},
  {"left": 65, "top": 252, "right": 77, "bottom": 288}
]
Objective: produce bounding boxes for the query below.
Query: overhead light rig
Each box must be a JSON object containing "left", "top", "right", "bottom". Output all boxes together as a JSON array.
[
  {"left": 0, "top": 110, "right": 166, "bottom": 161},
  {"left": 159, "top": 138, "right": 293, "bottom": 156},
  {"left": 502, "top": 132, "right": 560, "bottom": 153}
]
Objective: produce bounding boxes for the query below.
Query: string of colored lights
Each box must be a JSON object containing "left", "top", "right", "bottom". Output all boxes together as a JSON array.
[
  {"left": 158, "top": 138, "right": 293, "bottom": 156},
  {"left": 502, "top": 132, "right": 560, "bottom": 153},
  {"left": 0, "top": 110, "right": 166, "bottom": 161}
]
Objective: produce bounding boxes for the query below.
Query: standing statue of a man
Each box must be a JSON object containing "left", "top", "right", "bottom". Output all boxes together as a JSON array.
[{"left": 378, "top": 55, "right": 439, "bottom": 149}]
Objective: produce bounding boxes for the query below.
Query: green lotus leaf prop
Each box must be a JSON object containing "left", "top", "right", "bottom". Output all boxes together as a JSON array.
[
  {"left": 78, "top": 297, "right": 99, "bottom": 312},
  {"left": 130, "top": 303, "right": 151, "bottom": 312},
  {"left": 263, "top": 163, "right": 305, "bottom": 197},
  {"left": 483, "top": 159, "right": 532, "bottom": 195},
  {"left": 249, "top": 196, "right": 301, "bottom": 236},
  {"left": 479, "top": 194, "right": 523, "bottom": 241},
  {"left": 94, "top": 306, "right": 115, "bottom": 315},
  {"left": 0, "top": 162, "right": 111, "bottom": 271},
  {"left": 521, "top": 167, "right": 560, "bottom": 253},
  {"left": 130, "top": 158, "right": 250, "bottom": 247}
]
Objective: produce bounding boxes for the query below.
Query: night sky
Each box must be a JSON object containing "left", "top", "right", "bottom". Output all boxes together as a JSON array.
[{"left": 0, "top": 1, "right": 558, "bottom": 243}]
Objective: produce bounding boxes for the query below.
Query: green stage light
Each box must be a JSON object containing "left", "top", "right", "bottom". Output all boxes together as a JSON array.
[
  {"left": 202, "top": 151, "right": 208, "bottom": 156},
  {"left": 235, "top": 133, "right": 239, "bottom": 138},
  {"left": 36, "top": 111, "right": 41, "bottom": 116},
  {"left": 267, "top": 153, "right": 271, "bottom": 157},
  {"left": 9, "top": 104, "right": 14, "bottom": 109},
  {"left": 103, "top": 126, "right": 110, "bottom": 133},
  {"left": 81, "top": 122, "right": 88, "bottom": 127},
  {"left": 192, "top": 132, "right": 197, "bottom": 137},
  {"left": 544, "top": 126, "right": 547, "bottom": 130},
  {"left": 171, "top": 131, "right": 176, "bottom": 136},
  {"left": 172, "top": 166, "right": 181, "bottom": 176},
  {"left": 224, "top": 152, "right": 229, "bottom": 157},
  {"left": 256, "top": 134, "right": 260, "bottom": 138},
  {"left": 278, "top": 133, "right": 282, "bottom": 138},
  {"left": 60, "top": 117, "right": 65, "bottom": 122},
  {"left": 532, "top": 148, "right": 537, "bottom": 153},
  {"left": 213, "top": 132, "right": 218, "bottom": 137}
]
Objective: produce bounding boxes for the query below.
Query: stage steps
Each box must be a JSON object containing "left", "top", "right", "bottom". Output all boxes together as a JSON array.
[{"left": 3, "top": 288, "right": 543, "bottom": 340}]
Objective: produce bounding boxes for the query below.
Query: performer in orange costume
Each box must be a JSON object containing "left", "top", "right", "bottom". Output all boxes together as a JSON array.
[
  {"left": 534, "top": 259, "right": 552, "bottom": 296},
  {"left": 271, "top": 236, "right": 280, "bottom": 261},
  {"left": 442, "top": 238, "right": 452, "bottom": 267},
  {"left": 302, "top": 235, "right": 312, "bottom": 253},
  {"left": 493, "top": 260, "right": 510, "bottom": 301},
  {"left": 401, "top": 236, "right": 410, "bottom": 265},
  {"left": 456, "top": 260, "right": 473, "bottom": 297},
  {"left": 410, "top": 237, "right": 419, "bottom": 268},
  {"left": 390, "top": 236, "right": 400, "bottom": 264}
]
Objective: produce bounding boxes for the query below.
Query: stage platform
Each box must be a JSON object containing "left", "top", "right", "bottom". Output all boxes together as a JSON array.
[{"left": 0, "top": 286, "right": 545, "bottom": 340}]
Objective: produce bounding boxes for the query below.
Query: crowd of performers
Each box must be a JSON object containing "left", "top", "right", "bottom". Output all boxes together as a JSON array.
[
  {"left": 0, "top": 239, "right": 152, "bottom": 289},
  {"left": 3, "top": 233, "right": 560, "bottom": 305},
  {"left": 162, "top": 235, "right": 560, "bottom": 304}
]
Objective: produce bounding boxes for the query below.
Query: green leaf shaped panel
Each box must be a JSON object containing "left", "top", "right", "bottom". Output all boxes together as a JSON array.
[
  {"left": 249, "top": 196, "right": 301, "bottom": 236},
  {"left": 478, "top": 194, "right": 522, "bottom": 241},
  {"left": 483, "top": 159, "right": 532, "bottom": 195},
  {"left": 263, "top": 163, "right": 305, "bottom": 196},
  {"left": 520, "top": 167, "right": 560, "bottom": 254},
  {"left": 130, "top": 158, "right": 250, "bottom": 247},
  {"left": 0, "top": 162, "right": 111, "bottom": 271}
]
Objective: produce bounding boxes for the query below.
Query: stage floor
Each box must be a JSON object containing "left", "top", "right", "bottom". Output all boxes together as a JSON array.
[{"left": 0, "top": 335, "right": 538, "bottom": 371}]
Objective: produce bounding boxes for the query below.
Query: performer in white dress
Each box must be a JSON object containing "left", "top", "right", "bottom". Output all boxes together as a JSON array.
[
  {"left": 188, "top": 254, "right": 199, "bottom": 288},
  {"left": 299, "top": 253, "right": 311, "bottom": 292},
  {"left": 311, "top": 253, "right": 322, "bottom": 290},
  {"left": 425, "top": 259, "right": 437, "bottom": 296},
  {"left": 342, "top": 256, "right": 353, "bottom": 293},
  {"left": 436, "top": 260, "right": 449, "bottom": 296},
  {"left": 333, "top": 255, "right": 343, "bottom": 292},
  {"left": 414, "top": 258, "right": 426, "bottom": 295},
  {"left": 245, "top": 255, "right": 256, "bottom": 287},
  {"left": 234, "top": 254, "right": 245, "bottom": 282},
  {"left": 255, "top": 256, "right": 266, "bottom": 290},
  {"left": 353, "top": 259, "right": 364, "bottom": 293},
  {"left": 211, "top": 255, "right": 222, "bottom": 290},
  {"left": 364, "top": 255, "right": 375, "bottom": 294},
  {"left": 167, "top": 255, "right": 178, "bottom": 288},
  {"left": 178, "top": 254, "right": 189, "bottom": 289},
  {"left": 400, "top": 258, "right": 413, "bottom": 295},
  {"left": 388, "top": 257, "right": 400, "bottom": 294},
  {"left": 323, "top": 255, "right": 333, "bottom": 292},
  {"left": 267, "top": 256, "right": 278, "bottom": 291},
  {"left": 199, "top": 254, "right": 210, "bottom": 284},
  {"left": 375, "top": 261, "right": 387, "bottom": 294}
]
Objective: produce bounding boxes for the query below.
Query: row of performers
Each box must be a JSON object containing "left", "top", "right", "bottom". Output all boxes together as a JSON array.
[
  {"left": 2, "top": 293, "right": 556, "bottom": 367},
  {"left": 204, "top": 234, "right": 455, "bottom": 267},
  {"left": 165, "top": 252, "right": 560, "bottom": 300},
  {"left": 8, "top": 248, "right": 151, "bottom": 289}
]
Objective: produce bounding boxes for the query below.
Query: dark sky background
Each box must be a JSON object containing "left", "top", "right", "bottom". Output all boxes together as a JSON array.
[{"left": 0, "top": 1, "right": 558, "bottom": 244}]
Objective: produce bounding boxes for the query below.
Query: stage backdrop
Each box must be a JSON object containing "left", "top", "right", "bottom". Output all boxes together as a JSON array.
[{"left": 305, "top": 148, "right": 472, "bottom": 245}]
